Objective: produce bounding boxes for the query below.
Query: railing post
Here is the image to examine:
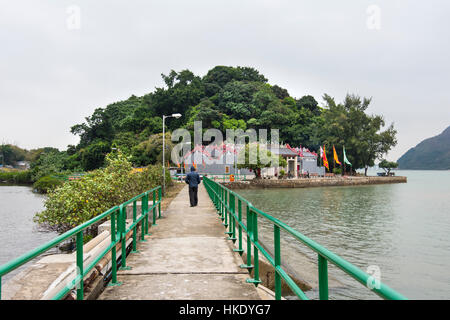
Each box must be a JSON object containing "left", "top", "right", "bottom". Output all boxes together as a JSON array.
[
  {"left": 318, "top": 254, "right": 329, "bottom": 300},
  {"left": 223, "top": 190, "right": 228, "bottom": 227},
  {"left": 144, "top": 192, "right": 150, "bottom": 236},
  {"left": 247, "top": 208, "right": 261, "bottom": 285},
  {"left": 152, "top": 190, "right": 157, "bottom": 226},
  {"left": 158, "top": 187, "right": 162, "bottom": 218},
  {"left": 221, "top": 188, "right": 225, "bottom": 221},
  {"left": 227, "top": 194, "right": 236, "bottom": 241},
  {"left": 274, "top": 225, "right": 282, "bottom": 300},
  {"left": 131, "top": 201, "right": 139, "bottom": 253},
  {"left": 240, "top": 204, "right": 253, "bottom": 270},
  {"left": 119, "top": 205, "right": 131, "bottom": 270},
  {"left": 233, "top": 199, "right": 244, "bottom": 254},
  {"left": 76, "top": 231, "right": 84, "bottom": 300},
  {"left": 108, "top": 209, "right": 121, "bottom": 286},
  {"left": 139, "top": 196, "right": 147, "bottom": 242}
]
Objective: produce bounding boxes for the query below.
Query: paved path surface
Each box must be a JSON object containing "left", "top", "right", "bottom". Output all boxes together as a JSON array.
[{"left": 99, "top": 184, "right": 261, "bottom": 300}]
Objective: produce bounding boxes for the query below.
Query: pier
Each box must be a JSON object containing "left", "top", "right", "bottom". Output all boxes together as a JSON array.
[
  {"left": 0, "top": 177, "right": 407, "bottom": 300},
  {"left": 99, "top": 184, "right": 262, "bottom": 300}
]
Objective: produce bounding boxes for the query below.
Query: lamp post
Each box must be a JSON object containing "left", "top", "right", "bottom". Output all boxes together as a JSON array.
[{"left": 162, "top": 113, "right": 182, "bottom": 195}]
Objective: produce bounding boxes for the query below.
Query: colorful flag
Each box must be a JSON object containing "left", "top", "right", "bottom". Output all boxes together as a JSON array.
[
  {"left": 343, "top": 146, "right": 352, "bottom": 166},
  {"left": 193, "top": 161, "right": 197, "bottom": 169},
  {"left": 333, "top": 145, "right": 341, "bottom": 165},
  {"left": 323, "top": 145, "right": 329, "bottom": 170}
]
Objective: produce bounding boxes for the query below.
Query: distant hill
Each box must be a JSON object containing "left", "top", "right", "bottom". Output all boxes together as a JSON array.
[{"left": 397, "top": 126, "right": 450, "bottom": 170}]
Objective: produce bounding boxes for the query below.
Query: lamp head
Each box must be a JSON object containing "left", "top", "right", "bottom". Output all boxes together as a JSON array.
[{"left": 171, "top": 113, "right": 182, "bottom": 118}]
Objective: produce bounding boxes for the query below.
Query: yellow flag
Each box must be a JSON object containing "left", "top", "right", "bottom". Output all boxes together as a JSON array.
[
  {"left": 333, "top": 145, "right": 341, "bottom": 165},
  {"left": 323, "top": 145, "right": 329, "bottom": 170}
]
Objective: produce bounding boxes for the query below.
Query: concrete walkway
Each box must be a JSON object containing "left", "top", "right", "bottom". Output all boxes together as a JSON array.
[{"left": 99, "top": 184, "right": 262, "bottom": 300}]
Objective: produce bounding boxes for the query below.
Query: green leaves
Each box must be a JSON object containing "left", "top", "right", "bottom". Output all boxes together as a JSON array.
[
  {"left": 33, "top": 151, "right": 172, "bottom": 234},
  {"left": 320, "top": 94, "right": 397, "bottom": 173}
]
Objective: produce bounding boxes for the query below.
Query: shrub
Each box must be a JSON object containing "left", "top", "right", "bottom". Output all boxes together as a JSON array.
[
  {"left": 33, "top": 151, "right": 172, "bottom": 235},
  {"left": 0, "top": 170, "right": 32, "bottom": 184},
  {"left": 33, "top": 176, "right": 64, "bottom": 193}
]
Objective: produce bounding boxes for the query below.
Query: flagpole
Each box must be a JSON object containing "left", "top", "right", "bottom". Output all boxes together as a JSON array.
[{"left": 343, "top": 146, "right": 345, "bottom": 176}]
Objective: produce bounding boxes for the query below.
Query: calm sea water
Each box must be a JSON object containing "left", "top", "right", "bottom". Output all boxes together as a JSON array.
[
  {"left": 1, "top": 172, "right": 449, "bottom": 299},
  {"left": 0, "top": 185, "right": 57, "bottom": 280},
  {"left": 236, "top": 170, "right": 450, "bottom": 300}
]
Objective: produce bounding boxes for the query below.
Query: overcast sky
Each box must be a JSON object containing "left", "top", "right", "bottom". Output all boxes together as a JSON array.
[{"left": 1, "top": 0, "right": 449, "bottom": 161}]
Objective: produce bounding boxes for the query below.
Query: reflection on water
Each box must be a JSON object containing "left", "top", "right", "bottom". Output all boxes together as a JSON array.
[
  {"left": 0, "top": 185, "right": 57, "bottom": 280},
  {"left": 237, "top": 171, "right": 450, "bottom": 299}
]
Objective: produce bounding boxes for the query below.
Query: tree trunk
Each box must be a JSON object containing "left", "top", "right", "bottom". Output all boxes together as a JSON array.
[{"left": 364, "top": 166, "right": 368, "bottom": 176}]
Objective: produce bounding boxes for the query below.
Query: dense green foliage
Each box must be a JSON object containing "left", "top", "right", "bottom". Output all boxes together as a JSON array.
[
  {"left": 3, "top": 66, "right": 397, "bottom": 179},
  {"left": 30, "top": 148, "right": 81, "bottom": 181},
  {"left": 378, "top": 160, "right": 398, "bottom": 175},
  {"left": 0, "top": 170, "right": 32, "bottom": 184},
  {"left": 66, "top": 66, "right": 396, "bottom": 174},
  {"left": 319, "top": 94, "right": 397, "bottom": 175},
  {"left": 397, "top": 126, "right": 450, "bottom": 170},
  {"left": 0, "top": 144, "right": 28, "bottom": 165},
  {"left": 33, "top": 151, "right": 172, "bottom": 234},
  {"left": 237, "top": 143, "right": 287, "bottom": 178},
  {"left": 33, "top": 175, "right": 64, "bottom": 193}
]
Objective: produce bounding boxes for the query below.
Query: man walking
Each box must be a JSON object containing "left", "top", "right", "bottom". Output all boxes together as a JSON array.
[{"left": 185, "top": 166, "right": 201, "bottom": 207}]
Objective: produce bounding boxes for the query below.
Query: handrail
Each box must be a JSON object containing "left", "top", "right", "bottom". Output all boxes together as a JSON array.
[
  {"left": 172, "top": 174, "right": 251, "bottom": 182},
  {"left": 203, "top": 176, "right": 407, "bottom": 300},
  {"left": 0, "top": 185, "right": 162, "bottom": 300}
]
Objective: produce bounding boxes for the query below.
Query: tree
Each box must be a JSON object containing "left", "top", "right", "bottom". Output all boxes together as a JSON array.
[
  {"left": 80, "top": 141, "right": 111, "bottom": 171},
  {"left": 379, "top": 159, "right": 398, "bottom": 175},
  {"left": 237, "top": 143, "right": 286, "bottom": 179},
  {"left": 0, "top": 144, "right": 28, "bottom": 165},
  {"left": 320, "top": 94, "right": 397, "bottom": 175},
  {"left": 131, "top": 133, "right": 173, "bottom": 166},
  {"left": 296, "top": 95, "right": 321, "bottom": 115},
  {"left": 30, "top": 149, "right": 69, "bottom": 181},
  {"left": 185, "top": 98, "right": 221, "bottom": 130}
]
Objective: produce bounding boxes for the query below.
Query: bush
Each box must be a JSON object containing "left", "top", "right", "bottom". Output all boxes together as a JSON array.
[
  {"left": 0, "top": 170, "right": 32, "bottom": 184},
  {"left": 33, "top": 151, "right": 172, "bottom": 234},
  {"left": 33, "top": 176, "right": 64, "bottom": 193},
  {"left": 332, "top": 168, "right": 342, "bottom": 175}
]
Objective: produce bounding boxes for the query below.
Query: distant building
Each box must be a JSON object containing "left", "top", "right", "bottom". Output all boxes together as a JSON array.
[
  {"left": 265, "top": 144, "right": 325, "bottom": 178},
  {"left": 180, "top": 145, "right": 254, "bottom": 178},
  {"left": 14, "top": 161, "right": 30, "bottom": 170},
  {"left": 174, "top": 143, "right": 324, "bottom": 179}
]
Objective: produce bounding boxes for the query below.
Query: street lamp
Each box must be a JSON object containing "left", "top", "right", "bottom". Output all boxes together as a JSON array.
[{"left": 162, "top": 113, "right": 182, "bottom": 195}]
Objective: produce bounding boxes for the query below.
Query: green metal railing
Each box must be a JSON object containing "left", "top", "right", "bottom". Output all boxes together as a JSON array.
[
  {"left": 171, "top": 174, "right": 251, "bottom": 182},
  {"left": 0, "top": 186, "right": 162, "bottom": 300},
  {"left": 203, "top": 176, "right": 407, "bottom": 300}
]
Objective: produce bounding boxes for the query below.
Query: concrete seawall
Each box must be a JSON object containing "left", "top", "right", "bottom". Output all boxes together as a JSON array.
[{"left": 222, "top": 176, "right": 407, "bottom": 190}]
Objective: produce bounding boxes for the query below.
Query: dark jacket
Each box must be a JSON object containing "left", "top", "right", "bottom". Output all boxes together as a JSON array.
[{"left": 185, "top": 168, "right": 201, "bottom": 188}]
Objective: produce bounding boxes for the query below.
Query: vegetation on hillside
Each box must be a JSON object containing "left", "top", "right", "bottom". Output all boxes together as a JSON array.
[
  {"left": 33, "top": 151, "right": 172, "bottom": 234},
  {"left": 67, "top": 66, "right": 397, "bottom": 175},
  {"left": 3, "top": 66, "right": 398, "bottom": 178}
]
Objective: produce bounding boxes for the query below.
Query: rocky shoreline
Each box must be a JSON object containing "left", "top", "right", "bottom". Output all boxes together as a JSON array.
[{"left": 222, "top": 176, "right": 407, "bottom": 190}]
